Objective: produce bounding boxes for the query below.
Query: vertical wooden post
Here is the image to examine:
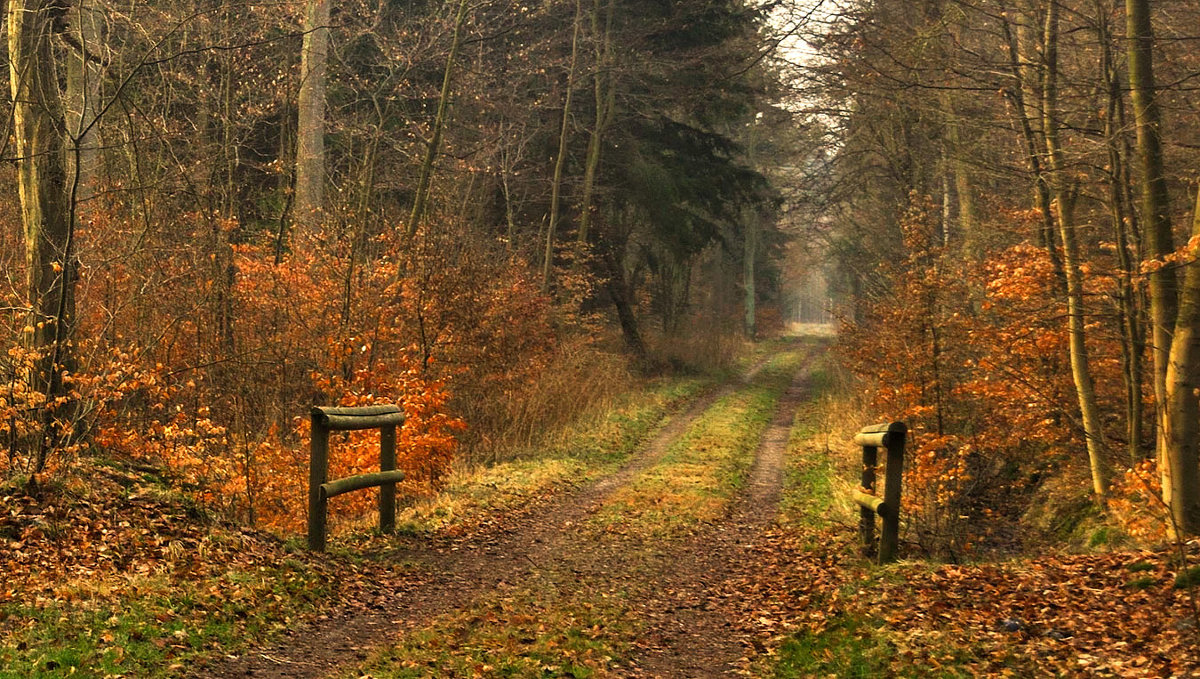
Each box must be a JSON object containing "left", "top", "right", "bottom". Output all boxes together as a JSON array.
[
  {"left": 379, "top": 423, "right": 397, "bottom": 534},
  {"left": 879, "top": 424, "right": 907, "bottom": 564},
  {"left": 860, "top": 444, "right": 878, "bottom": 559},
  {"left": 308, "top": 413, "right": 330, "bottom": 552}
]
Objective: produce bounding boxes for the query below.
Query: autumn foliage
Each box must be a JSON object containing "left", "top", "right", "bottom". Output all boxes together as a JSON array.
[
  {"left": 0, "top": 193, "right": 573, "bottom": 534},
  {"left": 838, "top": 195, "right": 1162, "bottom": 555}
]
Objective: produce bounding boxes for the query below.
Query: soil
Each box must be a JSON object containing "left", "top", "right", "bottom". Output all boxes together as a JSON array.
[{"left": 193, "top": 348, "right": 814, "bottom": 678}]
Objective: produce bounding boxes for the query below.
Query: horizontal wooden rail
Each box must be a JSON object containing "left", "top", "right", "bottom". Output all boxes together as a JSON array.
[
  {"left": 308, "top": 404, "right": 406, "bottom": 551},
  {"left": 312, "top": 405, "right": 405, "bottom": 431},
  {"left": 851, "top": 488, "right": 889, "bottom": 518},
  {"left": 850, "top": 421, "right": 906, "bottom": 564},
  {"left": 321, "top": 470, "right": 407, "bottom": 500}
]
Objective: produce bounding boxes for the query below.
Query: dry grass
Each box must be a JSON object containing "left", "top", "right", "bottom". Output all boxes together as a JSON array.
[{"left": 465, "top": 336, "right": 637, "bottom": 465}]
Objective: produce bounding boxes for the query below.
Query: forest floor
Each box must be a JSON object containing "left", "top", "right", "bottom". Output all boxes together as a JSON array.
[{"left": 2, "top": 337, "right": 1199, "bottom": 678}]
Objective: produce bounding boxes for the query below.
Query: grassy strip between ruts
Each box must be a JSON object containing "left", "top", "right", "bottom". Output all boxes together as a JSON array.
[
  {"left": 587, "top": 349, "right": 806, "bottom": 538},
  {"left": 351, "top": 575, "right": 633, "bottom": 678},
  {"left": 350, "top": 349, "right": 808, "bottom": 678}
]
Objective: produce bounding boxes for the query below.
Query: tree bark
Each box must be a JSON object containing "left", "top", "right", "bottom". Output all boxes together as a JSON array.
[
  {"left": 541, "top": 0, "right": 583, "bottom": 292},
  {"left": 64, "top": 0, "right": 103, "bottom": 208},
  {"left": 1043, "top": 1, "right": 1109, "bottom": 501},
  {"left": 576, "top": 0, "right": 616, "bottom": 249},
  {"left": 294, "top": 0, "right": 330, "bottom": 232},
  {"left": 1097, "top": 0, "right": 1145, "bottom": 464},
  {"left": 1162, "top": 189, "right": 1200, "bottom": 535},
  {"left": 407, "top": 0, "right": 470, "bottom": 241},
  {"left": 1001, "top": 7, "right": 1067, "bottom": 294},
  {"left": 743, "top": 216, "right": 757, "bottom": 340},
  {"left": 10, "top": 0, "right": 75, "bottom": 472},
  {"left": 1125, "top": 0, "right": 1176, "bottom": 495}
]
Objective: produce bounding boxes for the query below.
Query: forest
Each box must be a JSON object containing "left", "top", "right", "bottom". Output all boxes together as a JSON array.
[{"left": 1, "top": 0, "right": 1198, "bottom": 676}]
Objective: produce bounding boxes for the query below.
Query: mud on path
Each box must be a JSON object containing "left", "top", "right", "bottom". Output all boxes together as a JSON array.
[{"left": 194, "top": 353, "right": 784, "bottom": 679}]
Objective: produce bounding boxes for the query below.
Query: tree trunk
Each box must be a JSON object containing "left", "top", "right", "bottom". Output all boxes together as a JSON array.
[
  {"left": 1125, "top": 0, "right": 1179, "bottom": 516},
  {"left": 1097, "top": 0, "right": 1145, "bottom": 464},
  {"left": 743, "top": 214, "right": 758, "bottom": 340},
  {"left": 541, "top": 0, "right": 582, "bottom": 292},
  {"left": 64, "top": 0, "right": 103, "bottom": 208},
  {"left": 1162, "top": 189, "right": 1200, "bottom": 535},
  {"left": 294, "top": 0, "right": 330, "bottom": 233},
  {"left": 10, "top": 0, "right": 75, "bottom": 473},
  {"left": 939, "top": 92, "right": 977, "bottom": 255},
  {"left": 576, "top": 0, "right": 616, "bottom": 249},
  {"left": 1001, "top": 8, "right": 1067, "bottom": 294},
  {"left": 603, "top": 246, "right": 647, "bottom": 364},
  {"left": 1043, "top": 1, "right": 1109, "bottom": 501}
]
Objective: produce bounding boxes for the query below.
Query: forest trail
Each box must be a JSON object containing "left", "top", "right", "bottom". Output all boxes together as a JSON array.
[
  {"left": 620, "top": 357, "right": 811, "bottom": 676},
  {"left": 197, "top": 342, "right": 818, "bottom": 678}
]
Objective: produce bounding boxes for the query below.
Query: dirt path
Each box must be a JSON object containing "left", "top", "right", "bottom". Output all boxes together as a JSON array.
[
  {"left": 622, "top": 363, "right": 813, "bottom": 677},
  {"left": 193, "top": 356, "right": 780, "bottom": 679}
]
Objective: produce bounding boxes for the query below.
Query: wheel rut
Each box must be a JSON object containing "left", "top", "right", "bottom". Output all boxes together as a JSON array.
[
  {"left": 193, "top": 356, "right": 777, "bottom": 679},
  {"left": 622, "top": 358, "right": 814, "bottom": 677}
]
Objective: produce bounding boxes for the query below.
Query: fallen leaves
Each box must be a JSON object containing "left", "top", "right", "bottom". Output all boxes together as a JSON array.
[{"left": 722, "top": 522, "right": 1200, "bottom": 677}]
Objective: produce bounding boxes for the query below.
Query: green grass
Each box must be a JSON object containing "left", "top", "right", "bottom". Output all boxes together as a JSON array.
[
  {"left": 779, "top": 361, "right": 846, "bottom": 530},
  {"left": 590, "top": 351, "right": 803, "bottom": 537},
  {"left": 0, "top": 560, "right": 332, "bottom": 678},
  {"left": 770, "top": 615, "right": 892, "bottom": 679},
  {"left": 355, "top": 349, "right": 812, "bottom": 678},
  {"left": 1126, "top": 576, "right": 1159, "bottom": 590},
  {"left": 768, "top": 614, "right": 971, "bottom": 679},
  {"left": 1174, "top": 565, "right": 1200, "bottom": 589}
]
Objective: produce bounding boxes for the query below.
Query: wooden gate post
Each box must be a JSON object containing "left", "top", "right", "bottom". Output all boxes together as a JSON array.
[
  {"left": 308, "top": 414, "right": 331, "bottom": 552},
  {"left": 859, "top": 443, "right": 878, "bottom": 559},
  {"left": 879, "top": 423, "right": 907, "bottom": 564},
  {"left": 851, "top": 421, "right": 907, "bottom": 564},
  {"left": 379, "top": 424, "right": 397, "bottom": 534}
]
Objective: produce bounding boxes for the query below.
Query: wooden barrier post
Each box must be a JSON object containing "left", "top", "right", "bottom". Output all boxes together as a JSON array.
[
  {"left": 879, "top": 423, "right": 906, "bottom": 563},
  {"left": 859, "top": 442, "right": 878, "bottom": 559},
  {"left": 851, "top": 421, "right": 907, "bottom": 564},
  {"left": 308, "top": 414, "right": 331, "bottom": 552},
  {"left": 380, "top": 424, "right": 397, "bottom": 534},
  {"left": 307, "top": 405, "right": 406, "bottom": 552}
]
